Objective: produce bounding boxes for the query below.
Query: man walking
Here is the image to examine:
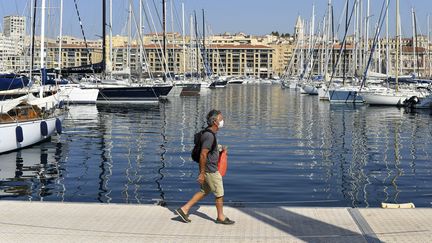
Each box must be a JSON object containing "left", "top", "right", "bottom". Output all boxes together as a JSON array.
[{"left": 176, "top": 109, "right": 235, "bottom": 225}]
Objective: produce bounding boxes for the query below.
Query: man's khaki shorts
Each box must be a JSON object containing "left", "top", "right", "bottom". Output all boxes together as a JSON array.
[{"left": 200, "top": 171, "right": 224, "bottom": 197}]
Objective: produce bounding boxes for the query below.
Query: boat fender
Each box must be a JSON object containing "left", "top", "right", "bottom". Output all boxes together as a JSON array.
[
  {"left": 40, "top": 121, "right": 48, "bottom": 136},
  {"left": 381, "top": 202, "right": 415, "bottom": 209},
  {"left": 59, "top": 100, "right": 65, "bottom": 109},
  {"left": 55, "top": 118, "right": 62, "bottom": 134},
  {"left": 16, "top": 126, "right": 24, "bottom": 143}
]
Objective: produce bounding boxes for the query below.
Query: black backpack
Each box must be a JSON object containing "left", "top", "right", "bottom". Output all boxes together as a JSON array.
[{"left": 191, "top": 128, "right": 217, "bottom": 163}]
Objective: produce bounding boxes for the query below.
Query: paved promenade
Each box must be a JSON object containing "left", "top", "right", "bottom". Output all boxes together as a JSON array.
[{"left": 0, "top": 201, "right": 430, "bottom": 242}]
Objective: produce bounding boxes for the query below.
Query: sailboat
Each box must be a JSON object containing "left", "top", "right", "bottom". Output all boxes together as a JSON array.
[
  {"left": 324, "top": 0, "right": 365, "bottom": 104},
  {"left": 54, "top": 0, "right": 99, "bottom": 104},
  {"left": 0, "top": 1, "right": 99, "bottom": 104},
  {"left": 282, "top": 15, "right": 306, "bottom": 90},
  {"left": 82, "top": 0, "right": 172, "bottom": 103},
  {"left": 361, "top": 0, "right": 425, "bottom": 106},
  {"left": 0, "top": 0, "right": 66, "bottom": 154},
  {"left": 299, "top": 4, "right": 319, "bottom": 95},
  {"left": 170, "top": 6, "right": 206, "bottom": 96}
]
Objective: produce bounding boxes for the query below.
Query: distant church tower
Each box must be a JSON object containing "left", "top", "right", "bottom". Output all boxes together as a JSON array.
[{"left": 294, "top": 16, "right": 304, "bottom": 40}]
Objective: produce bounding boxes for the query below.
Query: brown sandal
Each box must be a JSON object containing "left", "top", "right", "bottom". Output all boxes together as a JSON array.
[
  {"left": 175, "top": 208, "right": 191, "bottom": 223},
  {"left": 216, "top": 217, "right": 235, "bottom": 225}
]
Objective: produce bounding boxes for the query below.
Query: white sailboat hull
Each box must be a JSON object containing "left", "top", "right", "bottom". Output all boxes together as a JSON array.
[
  {"left": 289, "top": 82, "right": 298, "bottom": 89},
  {"left": 302, "top": 84, "right": 319, "bottom": 95},
  {"left": 0, "top": 115, "right": 65, "bottom": 154},
  {"left": 362, "top": 93, "right": 412, "bottom": 106},
  {"left": 328, "top": 87, "right": 364, "bottom": 103},
  {"left": 60, "top": 86, "right": 99, "bottom": 104},
  {"left": 318, "top": 87, "right": 329, "bottom": 100},
  {"left": 227, "top": 79, "right": 244, "bottom": 84}
]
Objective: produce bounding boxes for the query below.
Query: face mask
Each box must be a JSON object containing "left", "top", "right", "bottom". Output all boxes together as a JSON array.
[{"left": 218, "top": 119, "right": 224, "bottom": 128}]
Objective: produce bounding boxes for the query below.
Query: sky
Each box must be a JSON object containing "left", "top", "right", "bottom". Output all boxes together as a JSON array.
[{"left": 1, "top": 0, "right": 432, "bottom": 39}]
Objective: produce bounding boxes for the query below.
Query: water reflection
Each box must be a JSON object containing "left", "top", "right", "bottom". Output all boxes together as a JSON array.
[
  {"left": 96, "top": 104, "right": 163, "bottom": 204},
  {"left": 323, "top": 106, "right": 430, "bottom": 207},
  {"left": 0, "top": 141, "right": 64, "bottom": 200},
  {"left": 156, "top": 102, "right": 167, "bottom": 206},
  {"left": 0, "top": 86, "right": 431, "bottom": 207}
]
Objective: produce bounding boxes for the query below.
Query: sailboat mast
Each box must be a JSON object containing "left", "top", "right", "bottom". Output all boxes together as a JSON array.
[
  {"left": 127, "top": 1, "right": 131, "bottom": 78},
  {"left": 202, "top": 9, "right": 206, "bottom": 80},
  {"left": 40, "top": 0, "right": 46, "bottom": 71},
  {"left": 353, "top": 0, "right": 358, "bottom": 75},
  {"left": 413, "top": 10, "right": 419, "bottom": 76},
  {"left": 182, "top": 3, "right": 186, "bottom": 80},
  {"left": 39, "top": 0, "right": 46, "bottom": 97},
  {"left": 411, "top": 8, "right": 417, "bottom": 76},
  {"left": 310, "top": 4, "right": 315, "bottom": 76},
  {"left": 194, "top": 11, "right": 199, "bottom": 79},
  {"left": 428, "top": 14, "right": 431, "bottom": 78},
  {"left": 386, "top": 0, "right": 389, "bottom": 77},
  {"left": 343, "top": 0, "right": 349, "bottom": 85},
  {"left": 359, "top": 0, "right": 363, "bottom": 71},
  {"left": 58, "top": 0, "right": 63, "bottom": 76},
  {"left": 331, "top": 5, "right": 335, "bottom": 73},
  {"left": 365, "top": 0, "right": 370, "bottom": 72},
  {"left": 377, "top": 23, "right": 382, "bottom": 73},
  {"left": 102, "top": 0, "right": 107, "bottom": 77},
  {"left": 395, "top": 0, "right": 399, "bottom": 92},
  {"left": 324, "top": 0, "right": 332, "bottom": 77},
  {"left": 189, "top": 14, "right": 193, "bottom": 77},
  {"left": 163, "top": 0, "right": 167, "bottom": 81},
  {"left": 30, "top": 0, "right": 37, "bottom": 82},
  {"left": 139, "top": 0, "right": 143, "bottom": 80},
  {"left": 109, "top": 0, "right": 112, "bottom": 78},
  {"left": 170, "top": 0, "right": 175, "bottom": 76}
]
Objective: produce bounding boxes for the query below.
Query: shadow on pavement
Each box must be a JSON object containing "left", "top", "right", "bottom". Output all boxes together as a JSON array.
[
  {"left": 238, "top": 207, "right": 380, "bottom": 243},
  {"left": 169, "top": 206, "right": 215, "bottom": 223}
]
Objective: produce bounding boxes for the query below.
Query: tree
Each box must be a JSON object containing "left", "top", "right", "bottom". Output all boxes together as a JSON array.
[{"left": 271, "top": 32, "right": 292, "bottom": 38}]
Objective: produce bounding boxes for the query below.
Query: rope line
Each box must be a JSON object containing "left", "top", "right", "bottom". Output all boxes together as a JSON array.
[{"left": 73, "top": 0, "right": 94, "bottom": 71}]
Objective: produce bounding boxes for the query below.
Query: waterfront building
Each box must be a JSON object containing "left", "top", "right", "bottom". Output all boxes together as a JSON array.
[
  {"left": 3, "top": 15, "right": 25, "bottom": 42},
  {"left": 291, "top": 34, "right": 432, "bottom": 79},
  {"left": 206, "top": 44, "right": 273, "bottom": 78},
  {"left": 0, "top": 16, "right": 26, "bottom": 72},
  {"left": 27, "top": 38, "right": 101, "bottom": 70},
  {"left": 270, "top": 40, "right": 293, "bottom": 77},
  {"left": 11, "top": 17, "right": 432, "bottom": 79},
  {"left": 0, "top": 33, "right": 21, "bottom": 71},
  {"left": 106, "top": 43, "right": 274, "bottom": 78}
]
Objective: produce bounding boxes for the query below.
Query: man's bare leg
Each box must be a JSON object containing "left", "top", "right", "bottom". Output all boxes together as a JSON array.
[
  {"left": 181, "top": 191, "right": 207, "bottom": 214},
  {"left": 216, "top": 196, "right": 224, "bottom": 220}
]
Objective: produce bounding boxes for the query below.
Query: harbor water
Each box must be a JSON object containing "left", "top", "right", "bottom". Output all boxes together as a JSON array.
[{"left": 1, "top": 85, "right": 432, "bottom": 207}]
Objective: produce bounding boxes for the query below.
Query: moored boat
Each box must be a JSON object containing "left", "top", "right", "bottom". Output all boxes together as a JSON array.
[
  {"left": 0, "top": 94, "right": 66, "bottom": 154},
  {"left": 83, "top": 84, "right": 173, "bottom": 104},
  {"left": 361, "top": 88, "right": 425, "bottom": 106}
]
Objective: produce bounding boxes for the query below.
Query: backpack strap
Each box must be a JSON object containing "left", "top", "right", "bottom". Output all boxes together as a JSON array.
[{"left": 203, "top": 128, "right": 217, "bottom": 152}]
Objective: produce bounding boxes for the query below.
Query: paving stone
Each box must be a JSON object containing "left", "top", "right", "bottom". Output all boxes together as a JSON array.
[{"left": 0, "top": 201, "right": 430, "bottom": 242}]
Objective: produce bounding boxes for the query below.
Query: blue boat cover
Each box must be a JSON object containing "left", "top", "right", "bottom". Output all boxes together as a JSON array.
[{"left": 0, "top": 74, "right": 30, "bottom": 91}]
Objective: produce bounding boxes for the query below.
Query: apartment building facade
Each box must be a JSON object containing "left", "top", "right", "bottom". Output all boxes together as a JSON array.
[{"left": 0, "top": 16, "right": 26, "bottom": 72}]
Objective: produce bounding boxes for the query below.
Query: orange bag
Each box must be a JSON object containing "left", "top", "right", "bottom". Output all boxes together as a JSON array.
[{"left": 218, "top": 150, "right": 228, "bottom": 176}]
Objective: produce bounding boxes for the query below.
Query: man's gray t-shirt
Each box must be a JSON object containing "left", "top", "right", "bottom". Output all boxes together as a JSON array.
[{"left": 200, "top": 131, "right": 219, "bottom": 173}]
